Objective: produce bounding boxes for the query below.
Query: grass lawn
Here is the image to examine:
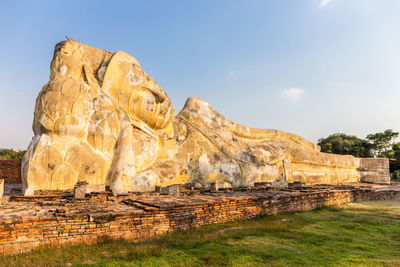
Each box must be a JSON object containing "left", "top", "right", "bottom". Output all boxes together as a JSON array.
[{"left": 2, "top": 200, "right": 400, "bottom": 267}]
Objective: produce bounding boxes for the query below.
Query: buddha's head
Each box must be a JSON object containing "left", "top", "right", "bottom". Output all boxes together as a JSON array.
[{"left": 23, "top": 39, "right": 175, "bottom": 193}]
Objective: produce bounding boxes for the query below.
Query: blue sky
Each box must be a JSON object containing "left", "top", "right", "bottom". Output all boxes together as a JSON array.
[{"left": 0, "top": 0, "right": 399, "bottom": 149}]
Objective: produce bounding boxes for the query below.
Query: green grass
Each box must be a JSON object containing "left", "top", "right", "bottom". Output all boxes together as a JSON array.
[{"left": 2, "top": 200, "right": 400, "bottom": 267}]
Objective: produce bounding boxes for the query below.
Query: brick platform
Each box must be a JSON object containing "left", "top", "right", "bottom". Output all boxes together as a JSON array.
[{"left": 0, "top": 184, "right": 399, "bottom": 255}]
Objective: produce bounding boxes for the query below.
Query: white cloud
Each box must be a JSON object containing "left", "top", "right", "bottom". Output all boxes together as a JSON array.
[
  {"left": 319, "top": 0, "right": 332, "bottom": 8},
  {"left": 281, "top": 88, "right": 305, "bottom": 102},
  {"left": 229, "top": 70, "right": 236, "bottom": 78}
]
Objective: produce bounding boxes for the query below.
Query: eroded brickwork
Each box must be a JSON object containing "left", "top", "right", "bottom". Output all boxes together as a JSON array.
[
  {"left": 0, "top": 185, "right": 398, "bottom": 255},
  {"left": 0, "top": 160, "right": 21, "bottom": 184}
]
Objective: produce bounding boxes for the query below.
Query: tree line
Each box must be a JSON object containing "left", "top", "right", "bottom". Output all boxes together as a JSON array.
[
  {"left": 318, "top": 129, "right": 400, "bottom": 178},
  {"left": 0, "top": 148, "right": 25, "bottom": 160}
]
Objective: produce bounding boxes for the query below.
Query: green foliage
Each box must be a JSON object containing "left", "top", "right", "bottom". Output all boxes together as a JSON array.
[
  {"left": 318, "top": 130, "right": 400, "bottom": 174},
  {"left": 364, "top": 130, "right": 399, "bottom": 174},
  {"left": 2, "top": 201, "right": 400, "bottom": 266},
  {"left": 392, "top": 170, "right": 400, "bottom": 180},
  {"left": 390, "top": 143, "right": 400, "bottom": 173},
  {"left": 366, "top": 129, "right": 399, "bottom": 158},
  {"left": 393, "top": 143, "right": 400, "bottom": 158},
  {"left": 0, "top": 148, "right": 26, "bottom": 160},
  {"left": 318, "top": 130, "right": 400, "bottom": 159},
  {"left": 317, "top": 133, "right": 373, "bottom": 158}
]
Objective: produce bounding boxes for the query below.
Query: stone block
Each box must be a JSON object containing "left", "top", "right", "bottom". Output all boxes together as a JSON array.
[
  {"left": 271, "top": 176, "right": 288, "bottom": 189},
  {"left": 194, "top": 183, "right": 203, "bottom": 189},
  {"left": 209, "top": 182, "right": 219, "bottom": 191},
  {"left": 160, "top": 185, "right": 179, "bottom": 196},
  {"left": 74, "top": 182, "right": 88, "bottom": 199},
  {"left": 24, "top": 185, "right": 34, "bottom": 196},
  {"left": 210, "top": 181, "right": 231, "bottom": 191},
  {"left": 182, "top": 183, "right": 196, "bottom": 190}
]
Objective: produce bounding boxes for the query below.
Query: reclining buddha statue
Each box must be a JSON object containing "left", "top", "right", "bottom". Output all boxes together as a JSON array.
[{"left": 22, "top": 38, "right": 363, "bottom": 194}]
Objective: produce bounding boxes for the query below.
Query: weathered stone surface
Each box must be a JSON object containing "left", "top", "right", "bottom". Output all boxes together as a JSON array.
[
  {"left": 24, "top": 186, "right": 34, "bottom": 196},
  {"left": 359, "top": 158, "right": 390, "bottom": 184},
  {"left": 159, "top": 185, "right": 179, "bottom": 196},
  {"left": 210, "top": 181, "right": 230, "bottom": 191},
  {"left": 21, "top": 39, "right": 390, "bottom": 193},
  {"left": 74, "top": 185, "right": 86, "bottom": 198}
]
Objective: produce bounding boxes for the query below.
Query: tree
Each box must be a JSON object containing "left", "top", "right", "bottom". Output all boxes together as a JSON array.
[
  {"left": 390, "top": 143, "right": 400, "bottom": 174},
  {"left": 366, "top": 129, "right": 399, "bottom": 158},
  {"left": 319, "top": 130, "right": 400, "bottom": 175},
  {"left": 318, "top": 133, "right": 373, "bottom": 158},
  {"left": 0, "top": 148, "right": 26, "bottom": 160}
]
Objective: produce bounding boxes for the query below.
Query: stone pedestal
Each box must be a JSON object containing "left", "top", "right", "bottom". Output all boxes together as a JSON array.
[
  {"left": 24, "top": 185, "right": 34, "bottom": 196},
  {"left": 210, "top": 181, "right": 230, "bottom": 191},
  {"left": 158, "top": 185, "right": 179, "bottom": 196},
  {"left": 74, "top": 182, "right": 88, "bottom": 199}
]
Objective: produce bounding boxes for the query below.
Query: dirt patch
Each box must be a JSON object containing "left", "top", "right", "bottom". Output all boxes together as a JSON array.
[
  {"left": 216, "top": 227, "right": 244, "bottom": 234},
  {"left": 344, "top": 200, "right": 400, "bottom": 216}
]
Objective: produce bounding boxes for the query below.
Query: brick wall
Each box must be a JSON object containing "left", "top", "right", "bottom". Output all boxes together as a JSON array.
[
  {"left": 359, "top": 158, "right": 390, "bottom": 184},
  {"left": 0, "top": 186, "right": 398, "bottom": 255},
  {"left": 0, "top": 160, "right": 21, "bottom": 184}
]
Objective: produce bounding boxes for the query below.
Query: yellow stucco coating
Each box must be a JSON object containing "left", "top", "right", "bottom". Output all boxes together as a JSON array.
[{"left": 22, "top": 39, "right": 365, "bottom": 194}]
